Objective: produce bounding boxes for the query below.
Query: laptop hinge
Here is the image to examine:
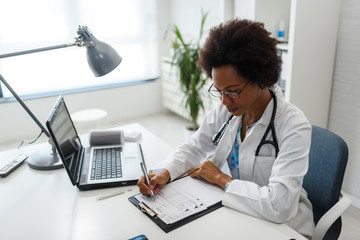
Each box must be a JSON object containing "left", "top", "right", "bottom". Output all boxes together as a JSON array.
[{"left": 75, "top": 147, "right": 85, "bottom": 184}]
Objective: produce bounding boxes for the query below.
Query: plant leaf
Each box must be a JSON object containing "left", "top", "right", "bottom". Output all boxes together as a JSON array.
[{"left": 166, "top": 10, "right": 210, "bottom": 129}]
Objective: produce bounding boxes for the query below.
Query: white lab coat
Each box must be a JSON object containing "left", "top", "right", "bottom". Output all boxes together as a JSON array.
[{"left": 157, "top": 85, "right": 315, "bottom": 239}]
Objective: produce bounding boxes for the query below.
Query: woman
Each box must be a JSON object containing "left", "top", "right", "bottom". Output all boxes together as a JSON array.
[{"left": 138, "top": 19, "right": 315, "bottom": 239}]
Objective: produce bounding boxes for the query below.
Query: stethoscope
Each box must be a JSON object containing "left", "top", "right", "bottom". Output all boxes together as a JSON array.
[{"left": 211, "top": 89, "right": 279, "bottom": 158}]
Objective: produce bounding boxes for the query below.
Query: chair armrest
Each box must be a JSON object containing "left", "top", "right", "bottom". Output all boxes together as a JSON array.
[{"left": 313, "top": 192, "right": 352, "bottom": 240}]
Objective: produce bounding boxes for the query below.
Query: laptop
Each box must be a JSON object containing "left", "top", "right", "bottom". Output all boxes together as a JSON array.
[{"left": 46, "top": 96, "right": 145, "bottom": 190}]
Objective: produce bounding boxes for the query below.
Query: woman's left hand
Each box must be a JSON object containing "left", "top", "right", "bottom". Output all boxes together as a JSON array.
[{"left": 188, "top": 160, "right": 233, "bottom": 189}]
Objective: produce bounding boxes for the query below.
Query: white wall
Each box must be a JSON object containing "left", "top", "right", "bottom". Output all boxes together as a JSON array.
[
  {"left": 328, "top": 0, "right": 360, "bottom": 208},
  {"left": 235, "top": 0, "right": 291, "bottom": 39},
  {"left": 254, "top": 0, "right": 291, "bottom": 39},
  {"left": 156, "top": 0, "right": 172, "bottom": 58},
  {"left": 0, "top": 81, "right": 162, "bottom": 149},
  {"left": 168, "top": 0, "right": 233, "bottom": 45},
  {"left": 287, "top": 0, "right": 342, "bottom": 128}
]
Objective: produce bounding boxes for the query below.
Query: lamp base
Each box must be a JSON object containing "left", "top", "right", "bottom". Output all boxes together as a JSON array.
[{"left": 27, "top": 146, "right": 63, "bottom": 171}]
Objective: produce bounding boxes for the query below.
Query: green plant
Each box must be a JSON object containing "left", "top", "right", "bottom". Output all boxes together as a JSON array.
[{"left": 168, "top": 11, "right": 209, "bottom": 130}]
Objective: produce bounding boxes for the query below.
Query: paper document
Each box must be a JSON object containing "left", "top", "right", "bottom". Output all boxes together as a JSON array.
[{"left": 134, "top": 176, "right": 224, "bottom": 224}]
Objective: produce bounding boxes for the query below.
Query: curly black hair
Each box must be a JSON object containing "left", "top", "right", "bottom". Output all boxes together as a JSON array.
[{"left": 198, "top": 19, "right": 281, "bottom": 88}]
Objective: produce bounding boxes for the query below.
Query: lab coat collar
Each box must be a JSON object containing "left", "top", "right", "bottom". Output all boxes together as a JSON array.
[
  {"left": 257, "top": 96, "right": 275, "bottom": 127},
  {"left": 211, "top": 88, "right": 278, "bottom": 168},
  {"left": 211, "top": 115, "right": 241, "bottom": 168}
]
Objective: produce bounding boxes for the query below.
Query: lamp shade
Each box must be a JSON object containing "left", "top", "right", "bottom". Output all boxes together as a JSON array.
[{"left": 77, "top": 26, "right": 122, "bottom": 77}]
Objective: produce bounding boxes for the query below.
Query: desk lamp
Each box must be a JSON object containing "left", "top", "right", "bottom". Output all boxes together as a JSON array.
[{"left": 0, "top": 25, "right": 122, "bottom": 170}]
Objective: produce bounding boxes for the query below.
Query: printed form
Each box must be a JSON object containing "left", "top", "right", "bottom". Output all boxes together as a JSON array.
[{"left": 135, "top": 176, "right": 224, "bottom": 224}]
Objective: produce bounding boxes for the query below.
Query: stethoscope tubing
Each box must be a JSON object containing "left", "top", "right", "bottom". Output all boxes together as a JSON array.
[
  {"left": 212, "top": 89, "right": 279, "bottom": 158},
  {"left": 255, "top": 89, "right": 279, "bottom": 157}
]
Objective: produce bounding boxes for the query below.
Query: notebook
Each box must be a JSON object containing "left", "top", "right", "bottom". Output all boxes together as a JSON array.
[{"left": 46, "top": 96, "right": 145, "bottom": 190}]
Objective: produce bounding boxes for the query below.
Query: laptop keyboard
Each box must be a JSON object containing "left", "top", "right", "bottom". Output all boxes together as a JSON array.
[{"left": 91, "top": 147, "right": 122, "bottom": 180}]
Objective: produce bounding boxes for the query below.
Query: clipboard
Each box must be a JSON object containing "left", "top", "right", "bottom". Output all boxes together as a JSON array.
[
  {"left": 128, "top": 176, "right": 224, "bottom": 233},
  {"left": 128, "top": 194, "right": 223, "bottom": 233}
]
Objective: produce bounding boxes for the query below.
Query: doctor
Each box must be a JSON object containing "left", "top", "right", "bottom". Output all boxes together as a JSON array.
[{"left": 138, "top": 19, "right": 315, "bottom": 239}]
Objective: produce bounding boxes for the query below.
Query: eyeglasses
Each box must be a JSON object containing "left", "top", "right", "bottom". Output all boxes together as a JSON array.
[{"left": 208, "top": 80, "right": 250, "bottom": 99}]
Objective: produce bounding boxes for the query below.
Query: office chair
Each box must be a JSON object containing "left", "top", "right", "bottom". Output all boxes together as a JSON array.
[{"left": 303, "top": 125, "right": 352, "bottom": 240}]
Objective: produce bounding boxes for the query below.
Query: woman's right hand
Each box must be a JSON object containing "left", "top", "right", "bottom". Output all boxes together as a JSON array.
[{"left": 137, "top": 169, "right": 170, "bottom": 196}]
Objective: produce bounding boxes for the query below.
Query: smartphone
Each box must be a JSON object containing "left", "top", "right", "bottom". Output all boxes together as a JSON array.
[{"left": 128, "top": 234, "right": 148, "bottom": 240}]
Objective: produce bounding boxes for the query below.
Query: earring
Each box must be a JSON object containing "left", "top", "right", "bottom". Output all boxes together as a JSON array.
[{"left": 258, "top": 88, "right": 261, "bottom": 97}]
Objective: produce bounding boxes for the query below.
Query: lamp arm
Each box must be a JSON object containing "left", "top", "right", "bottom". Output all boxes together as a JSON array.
[
  {"left": 0, "top": 43, "right": 79, "bottom": 59},
  {"left": 0, "top": 25, "right": 120, "bottom": 170},
  {"left": 0, "top": 40, "right": 88, "bottom": 137},
  {"left": 0, "top": 74, "right": 50, "bottom": 138}
]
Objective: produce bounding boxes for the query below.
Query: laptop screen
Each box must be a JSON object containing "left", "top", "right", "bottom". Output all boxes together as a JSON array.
[{"left": 47, "top": 96, "right": 83, "bottom": 184}]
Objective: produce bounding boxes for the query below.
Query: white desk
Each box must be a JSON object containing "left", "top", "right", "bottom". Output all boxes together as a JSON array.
[{"left": 0, "top": 123, "right": 306, "bottom": 240}]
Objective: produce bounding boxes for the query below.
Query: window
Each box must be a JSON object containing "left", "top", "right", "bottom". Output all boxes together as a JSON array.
[{"left": 0, "top": 0, "right": 159, "bottom": 98}]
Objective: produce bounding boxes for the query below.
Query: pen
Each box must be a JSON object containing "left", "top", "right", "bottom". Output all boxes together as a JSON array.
[
  {"left": 140, "top": 162, "right": 155, "bottom": 201},
  {"left": 97, "top": 189, "right": 132, "bottom": 201}
]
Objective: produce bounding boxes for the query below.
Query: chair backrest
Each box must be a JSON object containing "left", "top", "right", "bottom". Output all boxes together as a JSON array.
[{"left": 303, "top": 125, "right": 348, "bottom": 240}]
